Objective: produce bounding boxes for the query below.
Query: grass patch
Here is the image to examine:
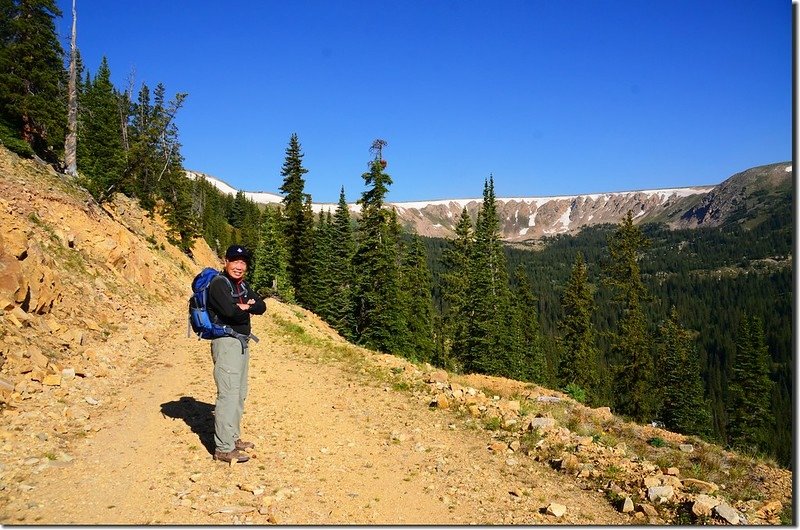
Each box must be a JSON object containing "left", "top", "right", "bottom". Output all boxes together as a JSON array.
[
  {"left": 483, "top": 416, "right": 503, "bottom": 431},
  {"left": 518, "top": 431, "right": 543, "bottom": 454}
]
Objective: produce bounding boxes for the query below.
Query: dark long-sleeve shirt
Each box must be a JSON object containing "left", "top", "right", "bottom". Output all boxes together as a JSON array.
[{"left": 206, "top": 272, "right": 266, "bottom": 336}]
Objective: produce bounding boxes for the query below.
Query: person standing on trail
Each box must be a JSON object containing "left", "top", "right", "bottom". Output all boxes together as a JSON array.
[{"left": 206, "top": 245, "right": 266, "bottom": 463}]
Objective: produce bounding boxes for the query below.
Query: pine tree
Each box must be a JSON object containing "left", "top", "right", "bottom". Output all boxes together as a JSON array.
[
  {"left": 727, "top": 315, "right": 774, "bottom": 454},
  {"left": 328, "top": 187, "right": 356, "bottom": 340},
  {"left": 297, "top": 194, "right": 316, "bottom": 306},
  {"left": 463, "top": 176, "right": 514, "bottom": 376},
  {"left": 229, "top": 190, "right": 248, "bottom": 229},
  {"left": 557, "top": 251, "right": 599, "bottom": 398},
  {"left": 308, "top": 210, "right": 336, "bottom": 320},
  {"left": 279, "top": 133, "right": 312, "bottom": 305},
  {"left": 605, "top": 210, "right": 655, "bottom": 422},
  {"left": 0, "top": 0, "right": 66, "bottom": 161},
  {"left": 76, "top": 57, "right": 126, "bottom": 200},
  {"left": 352, "top": 143, "right": 404, "bottom": 353},
  {"left": 400, "top": 234, "right": 436, "bottom": 362},
  {"left": 511, "top": 266, "right": 547, "bottom": 384},
  {"left": 439, "top": 207, "right": 473, "bottom": 371},
  {"left": 124, "top": 82, "right": 187, "bottom": 211},
  {"left": 251, "top": 206, "right": 294, "bottom": 301},
  {"left": 657, "top": 307, "right": 712, "bottom": 436}
]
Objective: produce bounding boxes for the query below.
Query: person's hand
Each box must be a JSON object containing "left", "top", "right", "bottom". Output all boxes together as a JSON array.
[{"left": 237, "top": 303, "right": 251, "bottom": 311}]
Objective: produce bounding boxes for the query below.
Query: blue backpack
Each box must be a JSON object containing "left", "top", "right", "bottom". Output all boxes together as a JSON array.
[{"left": 188, "top": 268, "right": 232, "bottom": 340}]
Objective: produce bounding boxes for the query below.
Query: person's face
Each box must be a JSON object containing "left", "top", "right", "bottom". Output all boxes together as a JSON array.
[{"left": 225, "top": 258, "right": 247, "bottom": 280}]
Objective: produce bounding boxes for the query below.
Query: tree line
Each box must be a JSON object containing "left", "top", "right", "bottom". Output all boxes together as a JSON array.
[{"left": 2, "top": 0, "right": 789, "bottom": 468}]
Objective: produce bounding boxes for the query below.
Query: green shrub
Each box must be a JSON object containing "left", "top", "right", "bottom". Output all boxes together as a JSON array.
[{"left": 563, "top": 383, "right": 586, "bottom": 403}]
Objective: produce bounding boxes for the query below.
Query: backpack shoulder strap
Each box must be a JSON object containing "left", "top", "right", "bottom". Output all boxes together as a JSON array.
[{"left": 210, "top": 272, "right": 235, "bottom": 296}]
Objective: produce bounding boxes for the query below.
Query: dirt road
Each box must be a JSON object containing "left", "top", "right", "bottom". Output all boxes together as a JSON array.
[{"left": 2, "top": 300, "right": 627, "bottom": 525}]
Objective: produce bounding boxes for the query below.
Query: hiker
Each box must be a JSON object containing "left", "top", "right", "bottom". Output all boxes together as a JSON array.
[{"left": 207, "top": 244, "right": 266, "bottom": 463}]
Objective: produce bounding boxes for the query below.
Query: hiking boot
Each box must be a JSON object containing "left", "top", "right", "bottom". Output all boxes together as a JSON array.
[
  {"left": 214, "top": 448, "right": 250, "bottom": 463},
  {"left": 235, "top": 439, "right": 255, "bottom": 450}
]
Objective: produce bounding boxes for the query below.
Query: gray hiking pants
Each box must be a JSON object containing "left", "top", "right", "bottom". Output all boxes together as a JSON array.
[{"left": 211, "top": 336, "right": 249, "bottom": 452}]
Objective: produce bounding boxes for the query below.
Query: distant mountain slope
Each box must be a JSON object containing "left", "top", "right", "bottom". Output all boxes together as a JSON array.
[
  {"left": 675, "top": 162, "right": 793, "bottom": 229},
  {"left": 187, "top": 162, "right": 791, "bottom": 241}
]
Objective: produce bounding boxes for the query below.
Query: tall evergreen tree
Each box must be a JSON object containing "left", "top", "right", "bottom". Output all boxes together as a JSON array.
[
  {"left": 228, "top": 190, "right": 248, "bottom": 229},
  {"left": 400, "top": 234, "right": 436, "bottom": 362},
  {"left": 352, "top": 142, "right": 404, "bottom": 353},
  {"left": 297, "top": 194, "right": 316, "bottom": 305},
  {"left": 511, "top": 265, "right": 547, "bottom": 384},
  {"left": 278, "top": 133, "right": 312, "bottom": 305},
  {"left": 657, "top": 307, "right": 712, "bottom": 436},
  {"left": 557, "top": 251, "right": 600, "bottom": 398},
  {"left": 308, "top": 210, "right": 336, "bottom": 320},
  {"left": 439, "top": 207, "right": 473, "bottom": 371},
  {"left": 463, "top": 176, "right": 514, "bottom": 375},
  {"left": 727, "top": 315, "right": 774, "bottom": 454},
  {"left": 604, "top": 210, "right": 655, "bottom": 422},
  {"left": 328, "top": 187, "right": 356, "bottom": 340},
  {"left": 76, "top": 57, "right": 125, "bottom": 200},
  {"left": 0, "top": 0, "right": 65, "bottom": 161},
  {"left": 251, "top": 206, "right": 294, "bottom": 301}
]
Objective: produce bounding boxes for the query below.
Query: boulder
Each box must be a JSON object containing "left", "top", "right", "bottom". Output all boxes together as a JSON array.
[
  {"left": 546, "top": 502, "right": 566, "bottom": 517},
  {"left": 647, "top": 485, "right": 675, "bottom": 504},
  {"left": 528, "top": 417, "right": 556, "bottom": 431},
  {"left": 682, "top": 478, "right": 719, "bottom": 494},
  {"left": 622, "top": 497, "right": 634, "bottom": 513},
  {"left": 691, "top": 494, "right": 720, "bottom": 517},
  {"left": 431, "top": 394, "right": 449, "bottom": 409},
  {"left": 489, "top": 441, "right": 508, "bottom": 454},
  {"left": 714, "top": 503, "right": 741, "bottom": 525}
]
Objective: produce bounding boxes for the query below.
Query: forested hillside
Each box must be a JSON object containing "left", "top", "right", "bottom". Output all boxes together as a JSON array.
[{"left": 419, "top": 188, "right": 792, "bottom": 467}]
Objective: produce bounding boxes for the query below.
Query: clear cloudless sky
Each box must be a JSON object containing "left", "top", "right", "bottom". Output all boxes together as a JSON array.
[{"left": 54, "top": 0, "right": 791, "bottom": 203}]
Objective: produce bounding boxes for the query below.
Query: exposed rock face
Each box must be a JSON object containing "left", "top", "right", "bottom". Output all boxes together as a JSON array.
[
  {"left": 390, "top": 187, "right": 713, "bottom": 242},
  {"left": 0, "top": 147, "right": 218, "bottom": 378},
  {"left": 192, "top": 162, "right": 791, "bottom": 244}
]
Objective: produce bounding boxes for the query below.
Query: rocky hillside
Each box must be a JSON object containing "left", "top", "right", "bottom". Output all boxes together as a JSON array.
[
  {"left": 0, "top": 147, "right": 792, "bottom": 525},
  {"left": 675, "top": 163, "right": 793, "bottom": 229},
  {"left": 190, "top": 161, "right": 791, "bottom": 242}
]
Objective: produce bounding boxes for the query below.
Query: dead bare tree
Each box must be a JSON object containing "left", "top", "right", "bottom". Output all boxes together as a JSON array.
[
  {"left": 63, "top": 0, "right": 78, "bottom": 177},
  {"left": 369, "top": 138, "right": 387, "bottom": 161}
]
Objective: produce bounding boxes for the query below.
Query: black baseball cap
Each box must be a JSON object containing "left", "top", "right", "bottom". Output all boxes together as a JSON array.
[{"left": 224, "top": 245, "right": 251, "bottom": 263}]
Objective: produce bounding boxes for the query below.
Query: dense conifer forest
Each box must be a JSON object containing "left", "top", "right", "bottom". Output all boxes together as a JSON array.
[{"left": 1, "top": 0, "right": 791, "bottom": 469}]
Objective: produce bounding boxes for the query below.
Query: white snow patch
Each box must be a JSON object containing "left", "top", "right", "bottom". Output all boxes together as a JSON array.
[
  {"left": 557, "top": 206, "right": 572, "bottom": 228},
  {"left": 519, "top": 227, "right": 529, "bottom": 236},
  {"left": 786, "top": 165, "right": 792, "bottom": 172}
]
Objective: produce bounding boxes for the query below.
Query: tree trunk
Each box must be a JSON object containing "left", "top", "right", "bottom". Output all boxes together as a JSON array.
[{"left": 63, "top": 0, "right": 78, "bottom": 177}]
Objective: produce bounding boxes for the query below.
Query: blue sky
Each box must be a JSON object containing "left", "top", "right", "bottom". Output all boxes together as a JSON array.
[{"left": 54, "top": 0, "right": 791, "bottom": 203}]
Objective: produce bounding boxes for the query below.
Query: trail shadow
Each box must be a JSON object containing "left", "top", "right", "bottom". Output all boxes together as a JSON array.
[{"left": 160, "top": 396, "right": 215, "bottom": 455}]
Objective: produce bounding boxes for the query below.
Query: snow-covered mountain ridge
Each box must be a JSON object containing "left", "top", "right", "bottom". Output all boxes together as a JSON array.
[{"left": 186, "top": 162, "right": 791, "bottom": 242}]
